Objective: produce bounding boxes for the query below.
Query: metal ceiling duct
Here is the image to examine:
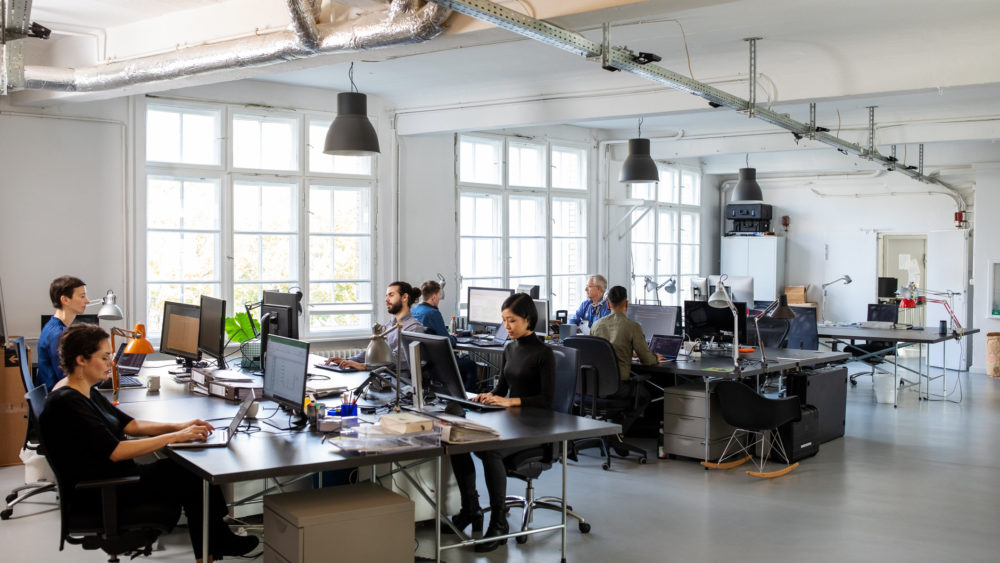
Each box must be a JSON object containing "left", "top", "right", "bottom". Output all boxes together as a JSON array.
[{"left": 9, "top": 0, "right": 450, "bottom": 94}]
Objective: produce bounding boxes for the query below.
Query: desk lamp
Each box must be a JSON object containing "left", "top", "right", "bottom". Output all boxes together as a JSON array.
[
  {"left": 364, "top": 321, "right": 404, "bottom": 411},
  {"left": 642, "top": 276, "right": 677, "bottom": 305},
  {"left": 89, "top": 289, "right": 124, "bottom": 321},
  {"left": 820, "top": 275, "right": 852, "bottom": 323},
  {"left": 897, "top": 282, "right": 965, "bottom": 335},
  {"left": 753, "top": 295, "right": 796, "bottom": 367},
  {"left": 707, "top": 276, "right": 741, "bottom": 371},
  {"left": 110, "top": 324, "right": 154, "bottom": 402}
]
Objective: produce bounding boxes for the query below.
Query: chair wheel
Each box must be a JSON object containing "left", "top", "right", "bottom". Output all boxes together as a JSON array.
[
  {"left": 601, "top": 462, "right": 610, "bottom": 470},
  {"left": 638, "top": 456, "right": 647, "bottom": 465},
  {"left": 5, "top": 493, "right": 16, "bottom": 503},
  {"left": 516, "top": 535, "right": 528, "bottom": 544},
  {"left": 1, "top": 508, "right": 12, "bottom": 520},
  {"left": 579, "top": 522, "right": 591, "bottom": 533}
]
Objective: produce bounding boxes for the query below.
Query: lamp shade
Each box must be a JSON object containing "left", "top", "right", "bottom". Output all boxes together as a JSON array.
[
  {"left": 123, "top": 324, "right": 155, "bottom": 354},
  {"left": 364, "top": 323, "right": 394, "bottom": 367},
  {"left": 708, "top": 283, "right": 732, "bottom": 309},
  {"left": 770, "top": 295, "right": 796, "bottom": 320},
  {"left": 731, "top": 167, "right": 763, "bottom": 202},
  {"left": 323, "top": 92, "right": 380, "bottom": 156},
  {"left": 619, "top": 138, "right": 659, "bottom": 183},
  {"left": 95, "top": 289, "right": 124, "bottom": 321},
  {"left": 663, "top": 278, "right": 677, "bottom": 294}
]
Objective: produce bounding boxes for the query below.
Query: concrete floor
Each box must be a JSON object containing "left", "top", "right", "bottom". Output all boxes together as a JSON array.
[{"left": 3, "top": 366, "right": 999, "bottom": 562}]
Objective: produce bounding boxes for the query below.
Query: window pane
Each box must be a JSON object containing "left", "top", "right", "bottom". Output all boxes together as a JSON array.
[
  {"left": 233, "top": 183, "right": 261, "bottom": 232},
  {"left": 460, "top": 193, "right": 501, "bottom": 236},
  {"left": 680, "top": 245, "right": 699, "bottom": 275},
  {"left": 309, "top": 188, "right": 333, "bottom": 233},
  {"left": 658, "top": 210, "right": 678, "bottom": 244},
  {"left": 310, "top": 283, "right": 372, "bottom": 305},
  {"left": 657, "top": 168, "right": 678, "bottom": 203},
  {"left": 508, "top": 141, "right": 546, "bottom": 188},
  {"left": 630, "top": 182, "right": 654, "bottom": 200},
  {"left": 233, "top": 234, "right": 262, "bottom": 281},
  {"left": 680, "top": 212, "right": 700, "bottom": 244},
  {"left": 147, "top": 106, "right": 220, "bottom": 165},
  {"left": 460, "top": 238, "right": 502, "bottom": 278},
  {"left": 309, "top": 313, "right": 372, "bottom": 332},
  {"left": 181, "top": 112, "right": 219, "bottom": 165},
  {"left": 551, "top": 146, "right": 586, "bottom": 190},
  {"left": 680, "top": 171, "right": 701, "bottom": 205},
  {"left": 552, "top": 198, "right": 586, "bottom": 237},
  {"left": 261, "top": 184, "right": 296, "bottom": 232},
  {"left": 147, "top": 232, "right": 219, "bottom": 282},
  {"left": 551, "top": 275, "right": 583, "bottom": 314},
  {"left": 147, "top": 110, "right": 180, "bottom": 163},
  {"left": 261, "top": 235, "right": 296, "bottom": 280},
  {"left": 333, "top": 237, "right": 370, "bottom": 279},
  {"left": 509, "top": 237, "right": 545, "bottom": 277},
  {"left": 459, "top": 136, "right": 502, "bottom": 185},
  {"left": 308, "top": 121, "right": 373, "bottom": 174},
  {"left": 309, "top": 236, "right": 334, "bottom": 280},
  {"left": 509, "top": 195, "right": 546, "bottom": 237},
  {"left": 657, "top": 243, "right": 679, "bottom": 275},
  {"left": 147, "top": 178, "right": 182, "bottom": 229},
  {"left": 232, "top": 114, "right": 297, "bottom": 171},
  {"left": 181, "top": 180, "right": 220, "bottom": 230},
  {"left": 552, "top": 239, "right": 586, "bottom": 275},
  {"left": 333, "top": 188, "right": 369, "bottom": 233},
  {"left": 631, "top": 243, "right": 655, "bottom": 278},
  {"left": 631, "top": 210, "right": 654, "bottom": 243}
]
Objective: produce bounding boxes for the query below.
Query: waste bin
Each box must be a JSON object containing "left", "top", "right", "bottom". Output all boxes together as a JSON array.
[{"left": 987, "top": 333, "right": 1000, "bottom": 378}]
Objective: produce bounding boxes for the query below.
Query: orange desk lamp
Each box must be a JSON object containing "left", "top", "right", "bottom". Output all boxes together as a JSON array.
[{"left": 110, "top": 324, "right": 155, "bottom": 401}]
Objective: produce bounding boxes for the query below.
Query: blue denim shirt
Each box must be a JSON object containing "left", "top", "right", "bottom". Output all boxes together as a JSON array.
[
  {"left": 569, "top": 299, "right": 611, "bottom": 328},
  {"left": 37, "top": 315, "right": 67, "bottom": 390},
  {"left": 411, "top": 302, "right": 457, "bottom": 345}
]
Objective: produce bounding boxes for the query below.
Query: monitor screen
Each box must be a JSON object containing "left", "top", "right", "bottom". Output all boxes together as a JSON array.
[
  {"left": 262, "top": 290, "right": 300, "bottom": 339},
  {"left": 263, "top": 335, "right": 309, "bottom": 413},
  {"left": 261, "top": 303, "right": 293, "bottom": 338},
  {"left": 160, "top": 301, "right": 201, "bottom": 361},
  {"left": 533, "top": 299, "right": 549, "bottom": 335},
  {"left": 404, "top": 331, "right": 466, "bottom": 400},
  {"left": 627, "top": 304, "right": 680, "bottom": 339},
  {"left": 684, "top": 300, "right": 748, "bottom": 345},
  {"left": 690, "top": 277, "right": 708, "bottom": 301},
  {"left": 467, "top": 287, "right": 514, "bottom": 327},
  {"left": 198, "top": 295, "right": 227, "bottom": 368}
]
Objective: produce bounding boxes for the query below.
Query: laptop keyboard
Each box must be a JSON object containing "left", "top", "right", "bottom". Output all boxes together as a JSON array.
[{"left": 97, "top": 375, "right": 144, "bottom": 389}]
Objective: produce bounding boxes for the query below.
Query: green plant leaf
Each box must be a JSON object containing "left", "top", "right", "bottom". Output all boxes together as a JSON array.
[{"left": 225, "top": 312, "right": 259, "bottom": 343}]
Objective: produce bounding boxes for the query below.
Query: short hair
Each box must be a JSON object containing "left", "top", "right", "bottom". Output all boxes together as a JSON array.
[
  {"left": 389, "top": 281, "right": 421, "bottom": 308},
  {"left": 501, "top": 292, "right": 538, "bottom": 329},
  {"left": 588, "top": 274, "right": 608, "bottom": 292},
  {"left": 606, "top": 285, "right": 628, "bottom": 306},
  {"left": 50, "top": 276, "right": 85, "bottom": 309},
  {"left": 59, "top": 323, "right": 109, "bottom": 375},
  {"left": 420, "top": 280, "right": 442, "bottom": 301}
]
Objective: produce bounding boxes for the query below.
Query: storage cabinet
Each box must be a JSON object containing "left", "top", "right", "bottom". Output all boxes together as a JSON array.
[
  {"left": 720, "top": 236, "right": 786, "bottom": 302},
  {"left": 2, "top": 342, "right": 29, "bottom": 467},
  {"left": 661, "top": 383, "right": 734, "bottom": 461}
]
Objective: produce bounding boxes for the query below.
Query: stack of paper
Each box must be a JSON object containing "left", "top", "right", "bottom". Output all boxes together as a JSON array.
[{"left": 434, "top": 413, "right": 500, "bottom": 444}]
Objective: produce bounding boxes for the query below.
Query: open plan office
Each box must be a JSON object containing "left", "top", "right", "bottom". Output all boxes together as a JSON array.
[{"left": 2, "top": 1, "right": 1000, "bottom": 562}]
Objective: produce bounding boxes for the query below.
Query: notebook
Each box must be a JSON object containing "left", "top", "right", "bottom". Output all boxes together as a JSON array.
[
  {"left": 648, "top": 334, "right": 683, "bottom": 360},
  {"left": 167, "top": 394, "right": 255, "bottom": 449}
]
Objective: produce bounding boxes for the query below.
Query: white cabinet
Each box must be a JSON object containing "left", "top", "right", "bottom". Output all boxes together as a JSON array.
[{"left": 720, "top": 236, "right": 785, "bottom": 302}]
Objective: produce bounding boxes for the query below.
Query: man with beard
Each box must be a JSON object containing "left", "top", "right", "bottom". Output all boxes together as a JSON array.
[{"left": 324, "top": 281, "right": 424, "bottom": 373}]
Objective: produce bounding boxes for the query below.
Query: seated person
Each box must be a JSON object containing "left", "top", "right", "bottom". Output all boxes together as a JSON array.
[
  {"left": 40, "top": 324, "right": 258, "bottom": 562},
  {"left": 568, "top": 274, "right": 611, "bottom": 331},
  {"left": 37, "top": 275, "right": 89, "bottom": 390},
  {"left": 412, "top": 279, "right": 479, "bottom": 391},
  {"left": 326, "top": 281, "right": 424, "bottom": 374},
  {"left": 590, "top": 285, "right": 661, "bottom": 434}
]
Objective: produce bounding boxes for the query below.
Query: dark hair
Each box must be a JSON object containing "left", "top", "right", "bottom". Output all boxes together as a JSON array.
[
  {"left": 59, "top": 323, "right": 109, "bottom": 374},
  {"left": 420, "top": 280, "right": 442, "bottom": 301},
  {"left": 389, "top": 281, "right": 421, "bottom": 308},
  {"left": 50, "top": 276, "right": 85, "bottom": 309},
  {"left": 501, "top": 292, "right": 538, "bottom": 328},
  {"left": 606, "top": 285, "right": 628, "bottom": 306}
]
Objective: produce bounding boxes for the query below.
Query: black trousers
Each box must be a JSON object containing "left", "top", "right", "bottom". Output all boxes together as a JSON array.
[
  {"left": 607, "top": 379, "right": 651, "bottom": 435},
  {"left": 449, "top": 448, "right": 519, "bottom": 519}
]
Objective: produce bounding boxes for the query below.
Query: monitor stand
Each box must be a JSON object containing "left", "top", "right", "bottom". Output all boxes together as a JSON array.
[
  {"left": 168, "top": 357, "right": 195, "bottom": 376},
  {"left": 263, "top": 408, "right": 308, "bottom": 431}
]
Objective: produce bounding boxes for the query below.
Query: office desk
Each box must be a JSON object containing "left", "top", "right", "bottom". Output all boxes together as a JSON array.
[
  {"left": 817, "top": 326, "right": 978, "bottom": 406},
  {"left": 633, "top": 348, "right": 849, "bottom": 462}
]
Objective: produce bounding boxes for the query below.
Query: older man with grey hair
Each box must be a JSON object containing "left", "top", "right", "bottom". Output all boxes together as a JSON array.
[{"left": 568, "top": 274, "right": 611, "bottom": 330}]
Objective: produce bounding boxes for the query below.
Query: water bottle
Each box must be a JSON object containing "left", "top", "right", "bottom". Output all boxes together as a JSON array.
[{"left": 450, "top": 316, "right": 458, "bottom": 334}]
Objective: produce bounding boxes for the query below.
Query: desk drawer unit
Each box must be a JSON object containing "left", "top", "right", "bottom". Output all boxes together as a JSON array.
[
  {"left": 263, "top": 483, "right": 413, "bottom": 563},
  {"left": 662, "top": 383, "right": 732, "bottom": 461}
]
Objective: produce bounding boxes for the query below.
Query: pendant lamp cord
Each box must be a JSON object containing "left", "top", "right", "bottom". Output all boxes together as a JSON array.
[
  {"left": 745, "top": 153, "right": 750, "bottom": 167},
  {"left": 348, "top": 61, "right": 358, "bottom": 93},
  {"left": 637, "top": 116, "right": 644, "bottom": 138}
]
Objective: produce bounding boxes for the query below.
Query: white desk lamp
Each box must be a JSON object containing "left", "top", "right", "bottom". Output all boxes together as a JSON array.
[
  {"left": 642, "top": 276, "right": 677, "bottom": 305},
  {"left": 820, "top": 275, "right": 852, "bottom": 323},
  {"left": 89, "top": 289, "right": 124, "bottom": 320},
  {"left": 707, "top": 276, "right": 741, "bottom": 371}
]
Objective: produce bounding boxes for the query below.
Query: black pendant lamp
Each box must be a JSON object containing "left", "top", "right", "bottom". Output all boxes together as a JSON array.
[
  {"left": 619, "top": 118, "right": 659, "bottom": 183},
  {"left": 324, "top": 63, "right": 380, "bottom": 156},
  {"left": 731, "top": 154, "right": 763, "bottom": 201}
]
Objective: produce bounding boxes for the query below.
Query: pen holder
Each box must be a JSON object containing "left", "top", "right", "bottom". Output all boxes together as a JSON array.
[{"left": 339, "top": 403, "right": 358, "bottom": 417}]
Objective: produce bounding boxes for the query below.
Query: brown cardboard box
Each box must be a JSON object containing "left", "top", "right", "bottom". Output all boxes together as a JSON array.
[
  {"left": 2, "top": 343, "right": 30, "bottom": 467},
  {"left": 793, "top": 302, "right": 818, "bottom": 308},
  {"left": 785, "top": 286, "right": 808, "bottom": 304}
]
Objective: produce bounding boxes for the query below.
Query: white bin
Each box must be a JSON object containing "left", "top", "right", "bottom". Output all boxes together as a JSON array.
[{"left": 873, "top": 373, "right": 895, "bottom": 404}]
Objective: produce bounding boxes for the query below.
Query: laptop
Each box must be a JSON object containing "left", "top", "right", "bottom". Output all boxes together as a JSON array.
[
  {"left": 97, "top": 343, "right": 148, "bottom": 389},
  {"left": 167, "top": 394, "right": 255, "bottom": 449},
  {"left": 472, "top": 324, "right": 509, "bottom": 347},
  {"left": 648, "top": 334, "right": 683, "bottom": 360}
]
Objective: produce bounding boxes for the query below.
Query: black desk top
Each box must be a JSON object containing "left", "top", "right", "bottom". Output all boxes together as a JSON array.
[
  {"left": 445, "top": 408, "right": 619, "bottom": 455},
  {"left": 634, "top": 347, "right": 849, "bottom": 378},
  {"left": 817, "top": 325, "right": 979, "bottom": 343}
]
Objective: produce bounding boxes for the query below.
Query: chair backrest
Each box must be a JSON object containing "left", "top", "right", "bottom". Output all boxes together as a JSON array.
[
  {"left": 867, "top": 303, "right": 899, "bottom": 323},
  {"left": 714, "top": 380, "right": 801, "bottom": 431},
  {"left": 549, "top": 345, "right": 579, "bottom": 414},
  {"left": 751, "top": 315, "right": 789, "bottom": 348},
  {"left": 563, "top": 335, "right": 621, "bottom": 398},
  {"left": 13, "top": 336, "right": 34, "bottom": 392},
  {"left": 25, "top": 384, "right": 46, "bottom": 423},
  {"left": 785, "top": 306, "right": 819, "bottom": 350}
]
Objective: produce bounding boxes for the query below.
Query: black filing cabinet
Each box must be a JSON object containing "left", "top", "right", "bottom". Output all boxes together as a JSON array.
[{"left": 785, "top": 366, "right": 847, "bottom": 444}]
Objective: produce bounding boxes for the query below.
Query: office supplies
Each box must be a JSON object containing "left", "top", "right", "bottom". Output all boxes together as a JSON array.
[
  {"left": 168, "top": 393, "right": 255, "bottom": 449},
  {"left": 467, "top": 286, "right": 514, "bottom": 328},
  {"left": 627, "top": 304, "right": 679, "bottom": 339},
  {"left": 198, "top": 295, "right": 227, "bottom": 368},
  {"left": 160, "top": 301, "right": 201, "bottom": 375},
  {"left": 262, "top": 335, "right": 310, "bottom": 429},
  {"left": 648, "top": 334, "right": 683, "bottom": 359},
  {"left": 379, "top": 412, "right": 435, "bottom": 434}
]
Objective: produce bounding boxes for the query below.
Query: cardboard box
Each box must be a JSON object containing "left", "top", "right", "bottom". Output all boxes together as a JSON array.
[
  {"left": 785, "top": 286, "right": 808, "bottom": 304},
  {"left": 2, "top": 343, "right": 30, "bottom": 467}
]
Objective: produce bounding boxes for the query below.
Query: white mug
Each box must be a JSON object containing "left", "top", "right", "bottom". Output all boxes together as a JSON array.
[{"left": 147, "top": 374, "right": 161, "bottom": 392}]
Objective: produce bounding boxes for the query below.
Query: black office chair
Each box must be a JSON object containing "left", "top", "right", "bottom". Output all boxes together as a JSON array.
[
  {"left": 785, "top": 306, "right": 819, "bottom": 350},
  {"left": 848, "top": 303, "right": 900, "bottom": 386},
  {"left": 29, "top": 385, "right": 172, "bottom": 562},
  {"left": 751, "top": 314, "right": 791, "bottom": 348},
  {"left": 700, "top": 380, "right": 803, "bottom": 478},
  {"left": 563, "top": 336, "right": 648, "bottom": 470},
  {"left": 1, "top": 337, "right": 57, "bottom": 520},
  {"left": 500, "top": 345, "right": 590, "bottom": 543}
]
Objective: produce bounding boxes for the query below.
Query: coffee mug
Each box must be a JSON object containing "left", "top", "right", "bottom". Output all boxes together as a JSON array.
[{"left": 147, "top": 374, "right": 160, "bottom": 392}]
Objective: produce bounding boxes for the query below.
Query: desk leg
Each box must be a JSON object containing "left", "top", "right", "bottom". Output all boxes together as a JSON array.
[
  {"left": 435, "top": 456, "right": 442, "bottom": 563},
  {"left": 704, "top": 378, "right": 711, "bottom": 464},
  {"left": 893, "top": 343, "right": 899, "bottom": 408},
  {"left": 202, "top": 479, "right": 210, "bottom": 562},
  {"left": 561, "top": 438, "right": 568, "bottom": 563}
]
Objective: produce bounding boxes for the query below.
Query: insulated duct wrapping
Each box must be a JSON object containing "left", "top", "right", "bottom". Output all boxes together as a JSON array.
[{"left": 19, "top": 0, "right": 450, "bottom": 93}]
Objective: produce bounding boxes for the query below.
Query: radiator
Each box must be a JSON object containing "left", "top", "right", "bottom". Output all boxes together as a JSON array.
[{"left": 313, "top": 347, "right": 365, "bottom": 359}]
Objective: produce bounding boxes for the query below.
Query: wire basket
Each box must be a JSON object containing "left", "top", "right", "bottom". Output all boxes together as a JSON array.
[{"left": 240, "top": 339, "right": 262, "bottom": 370}]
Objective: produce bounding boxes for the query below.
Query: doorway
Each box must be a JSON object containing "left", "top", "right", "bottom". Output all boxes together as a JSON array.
[{"left": 878, "top": 233, "right": 926, "bottom": 327}]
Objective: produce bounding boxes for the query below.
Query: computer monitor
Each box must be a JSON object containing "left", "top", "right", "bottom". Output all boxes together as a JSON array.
[
  {"left": 198, "top": 295, "right": 227, "bottom": 368},
  {"left": 467, "top": 287, "right": 514, "bottom": 328},
  {"left": 533, "top": 299, "right": 549, "bottom": 335},
  {"left": 867, "top": 303, "right": 899, "bottom": 323},
  {"left": 404, "top": 331, "right": 466, "bottom": 402},
  {"left": 262, "top": 290, "right": 300, "bottom": 339},
  {"left": 684, "top": 300, "right": 748, "bottom": 345},
  {"left": 708, "top": 275, "right": 754, "bottom": 304},
  {"left": 627, "top": 304, "right": 680, "bottom": 339},
  {"left": 160, "top": 301, "right": 201, "bottom": 373},
  {"left": 40, "top": 314, "right": 100, "bottom": 331},
  {"left": 263, "top": 335, "right": 309, "bottom": 428},
  {"left": 516, "top": 284, "right": 540, "bottom": 299},
  {"left": 690, "top": 277, "right": 709, "bottom": 301}
]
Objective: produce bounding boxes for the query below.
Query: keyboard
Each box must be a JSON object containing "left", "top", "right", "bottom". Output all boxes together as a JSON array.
[
  {"left": 435, "top": 393, "right": 506, "bottom": 411},
  {"left": 472, "top": 339, "right": 506, "bottom": 347},
  {"left": 314, "top": 362, "right": 358, "bottom": 373},
  {"left": 98, "top": 375, "right": 144, "bottom": 389},
  {"left": 456, "top": 337, "right": 473, "bottom": 344}
]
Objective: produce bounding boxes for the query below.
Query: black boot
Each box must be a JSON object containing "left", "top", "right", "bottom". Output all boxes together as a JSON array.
[
  {"left": 443, "top": 492, "right": 483, "bottom": 535},
  {"left": 474, "top": 514, "right": 509, "bottom": 553}
]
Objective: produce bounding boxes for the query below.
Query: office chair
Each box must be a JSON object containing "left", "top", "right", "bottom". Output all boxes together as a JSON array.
[
  {"left": 700, "top": 380, "right": 803, "bottom": 478},
  {"left": 29, "top": 385, "right": 171, "bottom": 562},
  {"left": 785, "top": 306, "right": 819, "bottom": 350},
  {"left": 1, "top": 337, "right": 57, "bottom": 520},
  {"left": 500, "top": 345, "right": 590, "bottom": 543},
  {"left": 848, "top": 303, "right": 900, "bottom": 386},
  {"left": 563, "top": 336, "right": 648, "bottom": 470},
  {"left": 751, "top": 314, "right": 790, "bottom": 348}
]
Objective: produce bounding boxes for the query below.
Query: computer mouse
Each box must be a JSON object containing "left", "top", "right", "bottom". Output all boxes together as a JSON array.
[{"left": 246, "top": 401, "right": 260, "bottom": 419}]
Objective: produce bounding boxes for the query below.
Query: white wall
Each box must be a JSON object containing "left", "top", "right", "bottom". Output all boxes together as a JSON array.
[{"left": 971, "top": 163, "right": 1000, "bottom": 372}]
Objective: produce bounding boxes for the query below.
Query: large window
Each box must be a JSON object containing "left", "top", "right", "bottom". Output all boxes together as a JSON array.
[
  {"left": 458, "top": 135, "right": 590, "bottom": 314},
  {"left": 144, "top": 102, "right": 375, "bottom": 338},
  {"left": 629, "top": 166, "right": 702, "bottom": 306}
]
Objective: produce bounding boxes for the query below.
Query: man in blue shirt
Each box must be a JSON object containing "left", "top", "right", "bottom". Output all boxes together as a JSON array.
[
  {"left": 568, "top": 274, "right": 611, "bottom": 330},
  {"left": 412, "top": 280, "right": 479, "bottom": 391},
  {"left": 38, "top": 276, "right": 89, "bottom": 390}
]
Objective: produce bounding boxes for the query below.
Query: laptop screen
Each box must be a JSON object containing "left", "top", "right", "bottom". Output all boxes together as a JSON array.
[
  {"left": 114, "top": 342, "right": 148, "bottom": 372},
  {"left": 648, "top": 334, "right": 683, "bottom": 359}
]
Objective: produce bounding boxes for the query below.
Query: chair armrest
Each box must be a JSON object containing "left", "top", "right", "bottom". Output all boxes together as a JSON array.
[{"left": 75, "top": 475, "right": 141, "bottom": 490}]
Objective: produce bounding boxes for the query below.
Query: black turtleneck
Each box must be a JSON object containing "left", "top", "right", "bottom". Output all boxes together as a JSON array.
[{"left": 491, "top": 333, "right": 555, "bottom": 409}]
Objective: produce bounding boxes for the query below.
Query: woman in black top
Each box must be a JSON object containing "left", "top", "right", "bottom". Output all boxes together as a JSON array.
[
  {"left": 39, "top": 324, "right": 258, "bottom": 562},
  {"left": 447, "top": 293, "right": 555, "bottom": 552}
]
